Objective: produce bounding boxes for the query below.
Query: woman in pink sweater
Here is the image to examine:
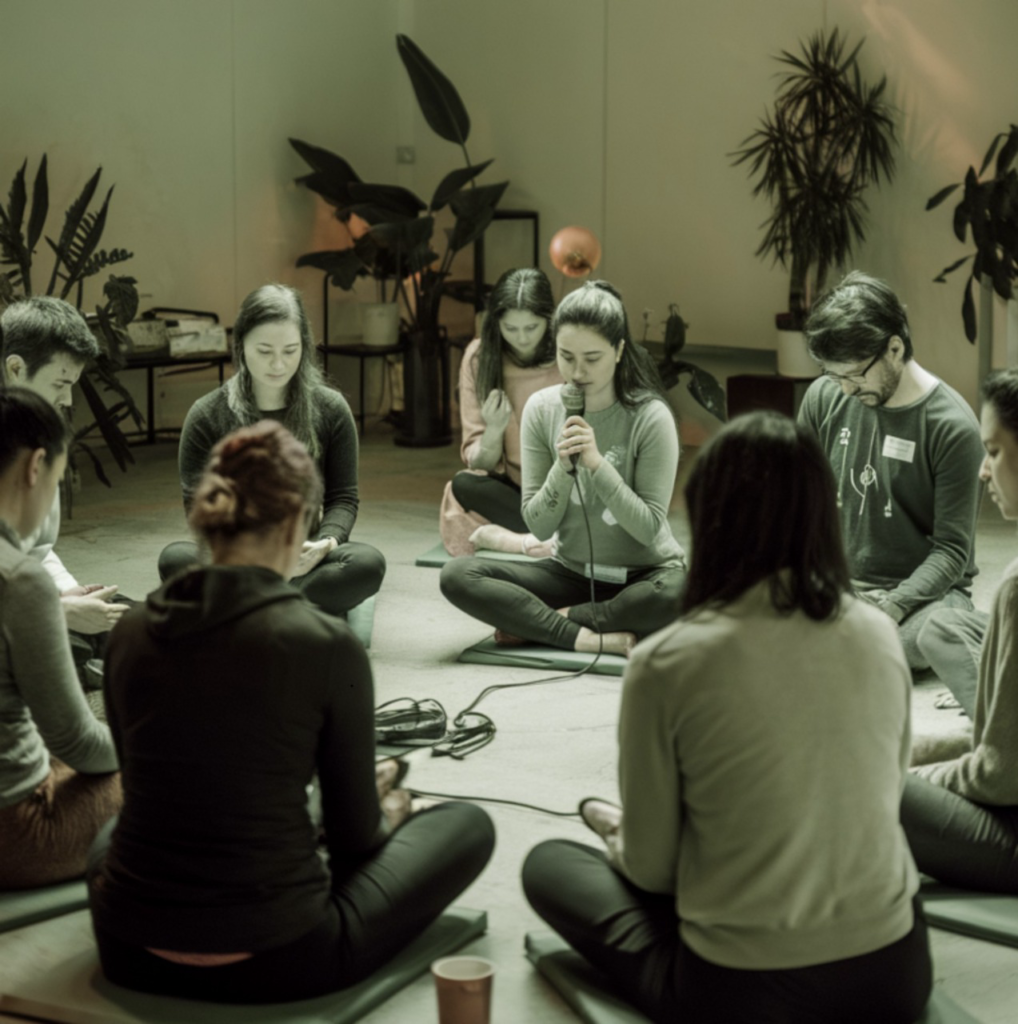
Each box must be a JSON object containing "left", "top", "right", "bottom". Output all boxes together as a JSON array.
[{"left": 440, "top": 268, "right": 561, "bottom": 556}]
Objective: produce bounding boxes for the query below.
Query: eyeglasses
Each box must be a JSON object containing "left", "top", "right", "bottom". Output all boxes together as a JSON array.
[{"left": 822, "top": 343, "right": 888, "bottom": 385}]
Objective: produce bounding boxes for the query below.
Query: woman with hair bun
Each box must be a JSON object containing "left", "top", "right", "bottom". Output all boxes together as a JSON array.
[
  {"left": 441, "top": 280, "right": 686, "bottom": 657},
  {"left": 440, "top": 267, "right": 562, "bottom": 556},
  {"left": 0, "top": 387, "right": 119, "bottom": 889},
  {"left": 159, "top": 283, "right": 385, "bottom": 617},
  {"left": 89, "top": 421, "right": 494, "bottom": 1004}
]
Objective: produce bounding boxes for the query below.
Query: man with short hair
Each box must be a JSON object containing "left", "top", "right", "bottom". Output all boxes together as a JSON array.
[
  {"left": 1, "top": 297, "right": 129, "bottom": 661},
  {"left": 798, "top": 271, "right": 984, "bottom": 669}
]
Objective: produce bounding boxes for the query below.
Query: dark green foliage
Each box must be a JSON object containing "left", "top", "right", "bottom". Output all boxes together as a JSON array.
[
  {"left": 731, "top": 29, "right": 897, "bottom": 323},
  {"left": 928, "top": 124, "right": 1018, "bottom": 342},
  {"left": 655, "top": 305, "right": 727, "bottom": 422},
  {"left": 291, "top": 35, "right": 507, "bottom": 338},
  {"left": 0, "top": 157, "right": 143, "bottom": 483}
]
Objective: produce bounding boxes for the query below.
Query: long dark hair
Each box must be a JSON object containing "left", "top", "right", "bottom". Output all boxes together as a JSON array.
[
  {"left": 552, "top": 280, "right": 665, "bottom": 410},
  {"left": 474, "top": 267, "right": 555, "bottom": 398},
  {"left": 983, "top": 369, "right": 1018, "bottom": 437},
  {"left": 681, "top": 411, "right": 850, "bottom": 621},
  {"left": 225, "top": 284, "right": 324, "bottom": 457}
]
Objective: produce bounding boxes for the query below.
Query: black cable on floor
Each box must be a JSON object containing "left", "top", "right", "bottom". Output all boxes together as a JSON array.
[{"left": 409, "top": 786, "right": 581, "bottom": 819}]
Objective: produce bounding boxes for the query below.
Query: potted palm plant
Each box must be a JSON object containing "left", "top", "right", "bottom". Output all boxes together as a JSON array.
[
  {"left": 731, "top": 28, "right": 897, "bottom": 375},
  {"left": 291, "top": 35, "right": 508, "bottom": 446},
  {"left": 0, "top": 156, "right": 143, "bottom": 484},
  {"left": 927, "top": 123, "right": 1018, "bottom": 380}
]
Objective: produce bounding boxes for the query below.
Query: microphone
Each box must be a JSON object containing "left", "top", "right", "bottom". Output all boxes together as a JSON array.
[{"left": 560, "top": 383, "right": 585, "bottom": 472}]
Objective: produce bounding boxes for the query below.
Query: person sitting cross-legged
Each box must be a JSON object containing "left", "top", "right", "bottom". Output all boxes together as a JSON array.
[
  {"left": 89, "top": 420, "right": 494, "bottom": 1004},
  {"left": 798, "top": 271, "right": 984, "bottom": 671},
  {"left": 903, "top": 369, "right": 1018, "bottom": 893},
  {"left": 0, "top": 387, "right": 120, "bottom": 889},
  {"left": 523, "top": 412, "right": 932, "bottom": 1024},
  {"left": 158, "top": 283, "right": 385, "bottom": 618}
]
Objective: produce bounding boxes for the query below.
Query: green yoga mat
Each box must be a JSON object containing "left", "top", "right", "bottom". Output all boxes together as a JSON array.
[
  {"left": 414, "top": 541, "right": 534, "bottom": 568},
  {"left": 921, "top": 877, "right": 1018, "bottom": 949},
  {"left": 346, "top": 595, "right": 376, "bottom": 650},
  {"left": 0, "top": 907, "right": 486, "bottom": 1024},
  {"left": 458, "top": 636, "right": 627, "bottom": 677},
  {"left": 0, "top": 880, "right": 89, "bottom": 934},
  {"left": 524, "top": 931, "right": 979, "bottom": 1024}
]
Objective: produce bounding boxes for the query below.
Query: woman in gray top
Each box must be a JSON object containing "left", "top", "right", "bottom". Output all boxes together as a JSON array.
[
  {"left": 523, "top": 412, "right": 932, "bottom": 1024},
  {"left": 441, "top": 281, "right": 686, "bottom": 657},
  {"left": 0, "top": 388, "right": 120, "bottom": 889}
]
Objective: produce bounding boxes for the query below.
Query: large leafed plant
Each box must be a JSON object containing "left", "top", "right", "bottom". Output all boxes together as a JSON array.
[
  {"left": 291, "top": 35, "right": 508, "bottom": 355},
  {"left": 732, "top": 29, "right": 897, "bottom": 327},
  {"left": 0, "top": 156, "right": 143, "bottom": 484}
]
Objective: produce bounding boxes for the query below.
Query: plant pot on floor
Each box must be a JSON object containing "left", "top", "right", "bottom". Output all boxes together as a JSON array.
[
  {"left": 776, "top": 329, "right": 820, "bottom": 378},
  {"left": 395, "top": 332, "right": 452, "bottom": 448}
]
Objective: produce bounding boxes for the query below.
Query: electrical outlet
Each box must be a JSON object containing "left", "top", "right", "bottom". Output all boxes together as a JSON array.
[{"left": 397, "top": 146, "right": 416, "bottom": 165}]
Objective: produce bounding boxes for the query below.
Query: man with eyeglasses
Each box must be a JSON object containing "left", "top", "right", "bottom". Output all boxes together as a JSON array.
[{"left": 798, "top": 271, "right": 984, "bottom": 673}]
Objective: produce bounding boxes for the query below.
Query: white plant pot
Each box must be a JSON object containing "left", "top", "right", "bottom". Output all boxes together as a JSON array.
[
  {"left": 776, "top": 329, "right": 820, "bottom": 378},
  {"left": 361, "top": 302, "right": 400, "bottom": 347}
]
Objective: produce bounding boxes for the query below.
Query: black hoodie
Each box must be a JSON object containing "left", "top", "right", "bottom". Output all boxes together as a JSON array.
[{"left": 90, "top": 565, "right": 384, "bottom": 953}]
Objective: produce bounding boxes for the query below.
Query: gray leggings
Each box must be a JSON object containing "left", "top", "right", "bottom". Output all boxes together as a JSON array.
[{"left": 440, "top": 556, "right": 685, "bottom": 648}]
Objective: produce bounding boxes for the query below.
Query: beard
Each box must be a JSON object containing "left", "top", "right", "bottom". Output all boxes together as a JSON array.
[{"left": 854, "top": 363, "right": 902, "bottom": 407}]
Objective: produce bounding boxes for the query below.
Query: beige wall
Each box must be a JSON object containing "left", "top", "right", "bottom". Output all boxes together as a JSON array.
[{"left": 3, "top": 0, "right": 1016, "bottom": 411}]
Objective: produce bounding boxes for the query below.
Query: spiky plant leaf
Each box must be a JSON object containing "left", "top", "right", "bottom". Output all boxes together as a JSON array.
[
  {"left": 396, "top": 35, "right": 470, "bottom": 146},
  {"left": 26, "top": 155, "right": 48, "bottom": 253}
]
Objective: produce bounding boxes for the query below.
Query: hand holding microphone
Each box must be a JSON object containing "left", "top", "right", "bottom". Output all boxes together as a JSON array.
[{"left": 558, "top": 383, "right": 602, "bottom": 473}]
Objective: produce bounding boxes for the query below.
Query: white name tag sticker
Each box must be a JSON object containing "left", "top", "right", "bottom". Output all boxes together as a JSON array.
[{"left": 882, "top": 435, "right": 916, "bottom": 463}]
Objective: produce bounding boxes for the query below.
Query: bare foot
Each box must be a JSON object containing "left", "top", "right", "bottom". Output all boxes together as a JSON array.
[
  {"left": 469, "top": 524, "right": 526, "bottom": 554},
  {"left": 579, "top": 798, "right": 622, "bottom": 840},
  {"left": 375, "top": 757, "right": 408, "bottom": 799},
  {"left": 574, "top": 627, "right": 636, "bottom": 658}
]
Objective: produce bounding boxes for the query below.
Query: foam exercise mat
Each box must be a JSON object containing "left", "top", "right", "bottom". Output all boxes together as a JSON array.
[
  {"left": 414, "top": 541, "right": 534, "bottom": 568},
  {"left": 921, "top": 877, "right": 1018, "bottom": 949},
  {"left": 524, "top": 932, "right": 979, "bottom": 1024},
  {"left": 0, "top": 907, "right": 486, "bottom": 1024},
  {"left": 458, "top": 636, "right": 627, "bottom": 677},
  {"left": 346, "top": 595, "right": 376, "bottom": 650},
  {"left": 0, "top": 880, "right": 88, "bottom": 934}
]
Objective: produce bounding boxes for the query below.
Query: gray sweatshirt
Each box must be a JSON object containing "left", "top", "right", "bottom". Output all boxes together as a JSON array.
[
  {"left": 520, "top": 387, "right": 685, "bottom": 576},
  {"left": 799, "top": 376, "right": 983, "bottom": 618},
  {"left": 914, "top": 557, "right": 1018, "bottom": 803},
  {"left": 0, "top": 521, "right": 117, "bottom": 809},
  {"left": 610, "top": 581, "right": 918, "bottom": 970}
]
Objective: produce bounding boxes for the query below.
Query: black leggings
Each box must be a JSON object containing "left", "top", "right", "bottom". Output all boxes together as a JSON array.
[
  {"left": 89, "top": 802, "right": 495, "bottom": 1004},
  {"left": 522, "top": 840, "right": 932, "bottom": 1024},
  {"left": 158, "top": 540, "right": 385, "bottom": 617},
  {"left": 440, "top": 555, "right": 685, "bottom": 648},
  {"left": 451, "top": 470, "right": 526, "bottom": 533},
  {"left": 901, "top": 775, "right": 1018, "bottom": 893}
]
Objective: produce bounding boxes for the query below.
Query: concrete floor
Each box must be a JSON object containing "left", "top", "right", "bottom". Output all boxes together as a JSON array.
[{"left": 2, "top": 417, "right": 1017, "bottom": 1023}]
